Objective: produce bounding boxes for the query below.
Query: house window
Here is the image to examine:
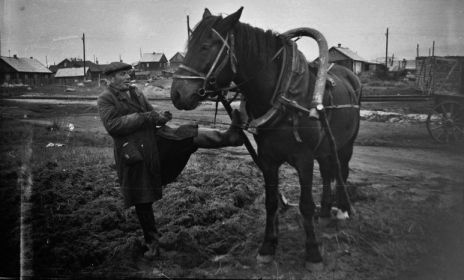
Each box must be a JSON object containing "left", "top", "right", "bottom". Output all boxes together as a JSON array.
[{"left": 146, "top": 63, "right": 149, "bottom": 68}]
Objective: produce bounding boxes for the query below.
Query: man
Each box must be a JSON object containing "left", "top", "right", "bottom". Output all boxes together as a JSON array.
[{"left": 97, "top": 62, "right": 243, "bottom": 258}]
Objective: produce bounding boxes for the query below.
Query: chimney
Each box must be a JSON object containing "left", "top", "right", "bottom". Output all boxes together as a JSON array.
[
  {"left": 337, "top": 43, "right": 341, "bottom": 48},
  {"left": 13, "top": 54, "right": 18, "bottom": 59},
  {"left": 30, "top": 57, "right": 33, "bottom": 59}
]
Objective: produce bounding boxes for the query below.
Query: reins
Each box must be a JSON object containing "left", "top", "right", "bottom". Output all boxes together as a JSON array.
[
  {"left": 173, "top": 27, "right": 287, "bottom": 100},
  {"left": 173, "top": 29, "right": 238, "bottom": 98},
  {"left": 173, "top": 27, "right": 287, "bottom": 128}
]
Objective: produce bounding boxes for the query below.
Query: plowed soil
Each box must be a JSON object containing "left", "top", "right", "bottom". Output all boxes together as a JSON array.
[{"left": 1, "top": 97, "right": 463, "bottom": 279}]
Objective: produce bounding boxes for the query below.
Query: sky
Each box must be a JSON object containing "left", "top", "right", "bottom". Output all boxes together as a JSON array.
[{"left": 1, "top": 0, "right": 463, "bottom": 66}]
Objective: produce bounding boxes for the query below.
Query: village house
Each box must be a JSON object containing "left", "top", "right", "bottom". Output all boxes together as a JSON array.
[
  {"left": 138, "top": 52, "right": 168, "bottom": 74},
  {"left": 0, "top": 55, "right": 52, "bottom": 85},
  {"left": 50, "top": 58, "right": 107, "bottom": 81},
  {"left": 169, "top": 52, "right": 186, "bottom": 70},
  {"left": 329, "top": 44, "right": 368, "bottom": 75},
  {"left": 0, "top": 55, "right": 52, "bottom": 86},
  {"left": 54, "top": 67, "right": 89, "bottom": 85}
]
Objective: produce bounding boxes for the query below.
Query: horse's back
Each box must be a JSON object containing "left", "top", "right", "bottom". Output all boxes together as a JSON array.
[
  {"left": 307, "top": 62, "right": 361, "bottom": 105},
  {"left": 315, "top": 64, "right": 361, "bottom": 154},
  {"left": 328, "top": 64, "right": 361, "bottom": 105}
]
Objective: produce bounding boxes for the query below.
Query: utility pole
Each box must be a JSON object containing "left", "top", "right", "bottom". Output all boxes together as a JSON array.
[
  {"left": 385, "top": 27, "right": 389, "bottom": 67},
  {"left": 187, "top": 15, "right": 192, "bottom": 44},
  {"left": 82, "top": 33, "right": 86, "bottom": 80},
  {"left": 416, "top": 43, "right": 419, "bottom": 57},
  {"left": 432, "top": 41, "right": 435, "bottom": 57},
  {"left": 45, "top": 56, "right": 48, "bottom": 67}
]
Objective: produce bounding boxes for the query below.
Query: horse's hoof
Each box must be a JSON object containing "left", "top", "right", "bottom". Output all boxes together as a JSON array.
[
  {"left": 256, "top": 254, "right": 274, "bottom": 264},
  {"left": 305, "top": 261, "right": 324, "bottom": 272}
]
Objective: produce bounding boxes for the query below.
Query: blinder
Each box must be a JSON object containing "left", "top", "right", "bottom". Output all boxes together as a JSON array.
[{"left": 173, "top": 28, "right": 237, "bottom": 98}]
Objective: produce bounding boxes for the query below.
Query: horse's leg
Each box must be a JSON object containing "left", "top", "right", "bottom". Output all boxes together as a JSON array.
[
  {"left": 317, "top": 156, "right": 333, "bottom": 218},
  {"left": 335, "top": 143, "right": 354, "bottom": 214},
  {"left": 295, "top": 156, "right": 323, "bottom": 270},
  {"left": 340, "top": 144, "right": 353, "bottom": 183},
  {"left": 257, "top": 159, "right": 280, "bottom": 263}
]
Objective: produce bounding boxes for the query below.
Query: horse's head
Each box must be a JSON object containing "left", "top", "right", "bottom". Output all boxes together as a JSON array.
[{"left": 171, "top": 7, "right": 243, "bottom": 110}]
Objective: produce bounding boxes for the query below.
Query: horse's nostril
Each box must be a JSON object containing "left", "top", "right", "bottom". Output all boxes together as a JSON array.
[{"left": 197, "top": 88, "right": 206, "bottom": 97}]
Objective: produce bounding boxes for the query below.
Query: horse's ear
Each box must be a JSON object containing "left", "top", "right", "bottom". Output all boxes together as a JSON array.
[
  {"left": 218, "top": 7, "right": 243, "bottom": 32},
  {"left": 203, "top": 8, "right": 212, "bottom": 19}
]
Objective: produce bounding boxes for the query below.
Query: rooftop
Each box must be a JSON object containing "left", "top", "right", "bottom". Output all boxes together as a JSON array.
[
  {"left": 1, "top": 56, "right": 52, "bottom": 73},
  {"left": 330, "top": 45, "right": 366, "bottom": 62},
  {"left": 140, "top": 52, "right": 165, "bottom": 62},
  {"left": 55, "top": 67, "right": 89, "bottom": 78}
]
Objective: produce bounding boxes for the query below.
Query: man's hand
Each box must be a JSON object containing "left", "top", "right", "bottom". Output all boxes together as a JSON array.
[
  {"left": 142, "top": 110, "right": 171, "bottom": 126},
  {"left": 162, "top": 111, "right": 172, "bottom": 121},
  {"left": 142, "top": 111, "right": 160, "bottom": 124},
  {"left": 156, "top": 115, "right": 170, "bottom": 126}
]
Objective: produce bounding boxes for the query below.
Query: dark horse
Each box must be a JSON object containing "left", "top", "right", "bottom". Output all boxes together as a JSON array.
[{"left": 171, "top": 7, "right": 361, "bottom": 270}]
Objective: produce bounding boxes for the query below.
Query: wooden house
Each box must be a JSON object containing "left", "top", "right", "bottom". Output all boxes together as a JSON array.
[
  {"left": 0, "top": 55, "right": 52, "bottom": 85},
  {"left": 50, "top": 58, "right": 107, "bottom": 81},
  {"left": 138, "top": 52, "right": 168, "bottom": 73},
  {"left": 329, "top": 44, "right": 368, "bottom": 75},
  {"left": 54, "top": 67, "right": 89, "bottom": 85},
  {"left": 169, "top": 52, "right": 186, "bottom": 70}
]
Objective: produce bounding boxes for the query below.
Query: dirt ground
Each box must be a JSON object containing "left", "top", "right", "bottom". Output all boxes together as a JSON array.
[{"left": 1, "top": 92, "right": 463, "bottom": 279}]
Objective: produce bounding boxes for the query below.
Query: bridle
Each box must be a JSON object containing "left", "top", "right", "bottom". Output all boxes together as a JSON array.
[{"left": 173, "top": 28, "right": 237, "bottom": 98}]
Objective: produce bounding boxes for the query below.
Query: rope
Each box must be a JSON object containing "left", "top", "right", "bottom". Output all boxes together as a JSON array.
[{"left": 318, "top": 108, "right": 354, "bottom": 214}]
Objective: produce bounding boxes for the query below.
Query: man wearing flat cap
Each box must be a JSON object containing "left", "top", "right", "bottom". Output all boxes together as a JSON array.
[{"left": 97, "top": 62, "right": 243, "bottom": 258}]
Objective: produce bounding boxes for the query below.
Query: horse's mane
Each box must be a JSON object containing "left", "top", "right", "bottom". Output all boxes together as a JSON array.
[
  {"left": 185, "top": 14, "right": 286, "bottom": 70},
  {"left": 233, "top": 22, "right": 286, "bottom": 66}
]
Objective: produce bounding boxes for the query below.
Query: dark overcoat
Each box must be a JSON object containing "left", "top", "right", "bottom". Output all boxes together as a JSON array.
[{"left": 97, "top": 85, "right": 163, "bottom": 207}]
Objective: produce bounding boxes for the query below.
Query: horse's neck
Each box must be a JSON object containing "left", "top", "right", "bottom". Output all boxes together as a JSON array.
[
  {"left": 232, "top": 28, "right": 283, "bottom": 115},
  {"left": 232, "top": 32, "right": 318, "bottom": 116}
]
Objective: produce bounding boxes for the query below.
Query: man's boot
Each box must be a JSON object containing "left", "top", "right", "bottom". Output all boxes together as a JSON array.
[
  {"left": 135, "top": 203, "right": 160, "bottom": 259},
  {"left": 193, "top": 109, "right": 244, "bottom": 148}
]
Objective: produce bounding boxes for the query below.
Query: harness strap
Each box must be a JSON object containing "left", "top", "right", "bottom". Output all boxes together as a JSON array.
[
  {"left": 229, "top": 33, "right": 237, "bottom": 74},
  {"left": 173, "top": 29, "right": 238, "bottom": 97},
  {"left": 247, "top": 47, "right": 288, "bottom": 132},
  {"left": 270, "top": 45, "right": 290, "bottom": 105},
  {"left": 324, "top": 104, "right": 360, "bottom": 109},
  {"left": 174, "top": 65, "right": 206, "bottom": 80},
  {"left": 207, "top": 29, "right": 230, "bottom": 79}
]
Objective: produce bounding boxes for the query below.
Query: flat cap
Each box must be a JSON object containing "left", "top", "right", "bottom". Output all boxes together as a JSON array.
[{"left": 103, "top": 62, "right": 132, "bottom": 75}]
